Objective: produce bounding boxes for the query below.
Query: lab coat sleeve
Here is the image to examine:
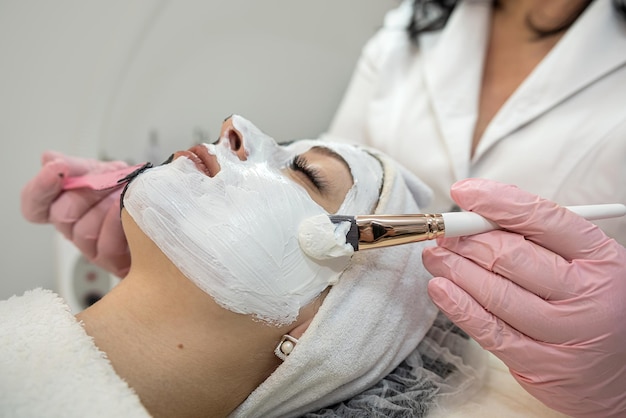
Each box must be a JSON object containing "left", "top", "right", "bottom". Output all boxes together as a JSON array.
[
  {"left": 325, "top": 0, "right": 415, "bottom": 145},
  {"left": 324, "top": 31, "right": 385, "bottom": 145}
]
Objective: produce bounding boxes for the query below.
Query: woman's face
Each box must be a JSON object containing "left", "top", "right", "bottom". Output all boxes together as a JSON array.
[{"left": 123, "top": 115, "right": 382, "bottom": 325}]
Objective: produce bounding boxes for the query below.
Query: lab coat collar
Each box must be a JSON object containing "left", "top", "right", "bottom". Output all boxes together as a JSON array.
[
  {"left": 419, "top": 0, "right": 492, "bottom": 180},
  {"left": 420, "top": 0, "right": 626, "bottom": 176},
  {"left": 476, "top": 0, "right": 626, "bottom": 160}
]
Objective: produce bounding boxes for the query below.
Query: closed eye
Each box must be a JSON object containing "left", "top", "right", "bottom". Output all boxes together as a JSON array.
[{"left": 290, "top": 155, "right": 328, "bottom": 191}]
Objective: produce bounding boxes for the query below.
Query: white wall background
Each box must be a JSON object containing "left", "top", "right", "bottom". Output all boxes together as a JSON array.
[{"left": 0, "top": 1, "right": 397, "bottom": 300}]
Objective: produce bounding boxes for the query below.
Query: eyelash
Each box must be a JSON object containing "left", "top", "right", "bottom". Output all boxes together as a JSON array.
[{"left": 290, "top": 155, "right": 327, "bottom": 190}]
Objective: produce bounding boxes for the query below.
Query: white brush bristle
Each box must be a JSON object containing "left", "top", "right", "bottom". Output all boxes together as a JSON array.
[{"left": 298, "top": 214, "right": 354, "bottom": 260}]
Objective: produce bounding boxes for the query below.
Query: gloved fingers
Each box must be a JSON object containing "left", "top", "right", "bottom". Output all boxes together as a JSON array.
[
  {"left": 21, "top": 159, "right": 69, "bottom": 223},
  {"left": 449, "top": 178, "right": 614, "bottom": 261},
  {"left": 69, "top": 194, "right": 129, "bottom": 277},
  {"left": 41, "top": 151, "right": 62, "bottom": 165},
  {"left": 92, "top": 197, "right": 130, "bottom": 278},
  {"left": 435, "top": 231, "right": 581, "bottom": 301},
  {"left": 22, "top": 152, "right": 128, "bottom": 225},
  {"left": 48, "top": 188, "right": 121, "bottom": 224},
  {"left": 427, "top": 276, "right": 547, "bottom": 377},
  {"left": 423, "top": 245, "right": 584, "bottom": 343},
  {"left": 42, "top": 150, "right": 128, "bottom": 177},
  {"left": 54, "top": 222, "right": 73, "bottom": 241},
  {"left": 429, "top": 273, "right": 607, "bottom": 410},
  {"left": 69, "top": 194, "right": 113, "bottom": 259}
]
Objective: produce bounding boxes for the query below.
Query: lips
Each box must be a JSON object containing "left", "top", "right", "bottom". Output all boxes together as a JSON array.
[{"left": 174, "top": 145, "right": 221, "bottom": 177}]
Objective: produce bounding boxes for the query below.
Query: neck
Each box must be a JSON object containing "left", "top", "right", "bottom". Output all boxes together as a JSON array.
[
  {"left": 76, "top": 223, "right": 284, "bottom": 417},
  {"left": 495, "top": 0, "right": 590, "bottom": 39}
]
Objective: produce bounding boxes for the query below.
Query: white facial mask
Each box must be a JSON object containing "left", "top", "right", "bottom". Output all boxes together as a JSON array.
[{"left": 123, "top": 115, "right": 382, "bottom": 325}]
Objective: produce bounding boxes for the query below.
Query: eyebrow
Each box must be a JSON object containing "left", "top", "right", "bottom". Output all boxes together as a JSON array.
[{"left": 308, "top": 146, "right": 353, "bottom": 181}]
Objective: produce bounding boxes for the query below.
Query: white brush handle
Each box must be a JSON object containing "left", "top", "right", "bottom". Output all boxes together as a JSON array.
[{"left": 441, "top": 204, "right": 626, "bottom": 237}]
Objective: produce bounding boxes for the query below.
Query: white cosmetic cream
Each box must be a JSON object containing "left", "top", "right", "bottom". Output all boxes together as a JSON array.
[
  {"left": 297, "top": 214, "right": 354, "bottom": 260},
  {"left": 123, "top": 115, "right": 381, "bottom": 325}
]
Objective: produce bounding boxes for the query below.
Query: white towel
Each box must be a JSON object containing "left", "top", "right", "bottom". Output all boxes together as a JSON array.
[
  {"left": 0, "top": 289, "right": 150, "bottom": 418},
  {"left": 233, "top": 149, "right": 440, "bottom": 417}
]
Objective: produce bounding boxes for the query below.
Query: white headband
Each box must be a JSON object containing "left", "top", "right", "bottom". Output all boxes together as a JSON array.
[{"left": 233, "top": 148, "right": 440, "bottom": 417}]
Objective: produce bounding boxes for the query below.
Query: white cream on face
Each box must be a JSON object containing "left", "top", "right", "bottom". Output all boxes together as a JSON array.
[
  {"left": 298, "top": 215, "right": 354, "bottom": 260},
  {"left": 123, "top": 115, "right": 382, "bottom": 325}
]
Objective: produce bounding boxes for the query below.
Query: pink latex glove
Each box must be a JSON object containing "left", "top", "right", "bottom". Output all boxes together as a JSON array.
[
  {"left": 21, "top": 151, "right": 132, "bottom": 277},
  {"left": 422, "top": 178, "right": 626, "bottom": 418}
]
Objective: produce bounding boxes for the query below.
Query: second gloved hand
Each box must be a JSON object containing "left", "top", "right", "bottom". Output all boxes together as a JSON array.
[
  {"left": 422, "top": 178, "right": 626, "bottom": 418},
  {"left": 21, "top": 151, "right": 132, "bottom": 277}
]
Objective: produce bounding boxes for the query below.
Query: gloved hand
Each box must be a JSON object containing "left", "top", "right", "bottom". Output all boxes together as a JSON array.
[
  {"left": 422, "top": 178, "right": 626, "bottom": 418},
  {"left": 21, "top": 151, "right": 132, "bottom": 277}
]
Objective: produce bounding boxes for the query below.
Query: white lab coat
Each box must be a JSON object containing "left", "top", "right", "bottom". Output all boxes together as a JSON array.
[{"left": 328, "top": 0, "right": 626, "bottom": 246}]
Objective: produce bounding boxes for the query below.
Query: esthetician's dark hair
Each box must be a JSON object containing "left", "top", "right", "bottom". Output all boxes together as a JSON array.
[
  {"left": 406, "top": 0, "right": 456, "bottom": 39},
  {"left": 407, "top": 0, "right": 626, "bottom": 42}
]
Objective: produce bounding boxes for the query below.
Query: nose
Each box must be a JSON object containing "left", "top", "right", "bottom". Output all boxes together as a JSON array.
[{"left": 219, "top": 118, "right": 247, "bottom": 161}]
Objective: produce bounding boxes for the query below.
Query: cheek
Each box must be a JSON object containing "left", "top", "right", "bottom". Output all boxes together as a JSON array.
[{"left": 181, "top": 176, "right": 347, "bottom": 325}]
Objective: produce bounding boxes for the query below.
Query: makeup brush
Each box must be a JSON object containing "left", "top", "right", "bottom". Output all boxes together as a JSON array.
[
  {"left": 61, "top": 163, "right": 151, "bottom": 191},
  {"left": 298, "top": 204, "right": 626, "bottom": 260}
]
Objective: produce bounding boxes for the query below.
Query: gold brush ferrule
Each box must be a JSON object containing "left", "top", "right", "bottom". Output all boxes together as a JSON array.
[{"left": 356, "top": 214, "right": 445, "bottom": 250}]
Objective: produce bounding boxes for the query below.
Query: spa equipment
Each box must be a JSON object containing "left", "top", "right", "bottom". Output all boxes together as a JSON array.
[{"left": 298, "top": 204, "right": 626, "bottom": 259}]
